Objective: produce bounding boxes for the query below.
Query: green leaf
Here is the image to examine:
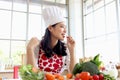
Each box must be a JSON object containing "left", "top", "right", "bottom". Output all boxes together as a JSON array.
[{"left": 19, "top": 64, "right": 44, "bottom": 80}]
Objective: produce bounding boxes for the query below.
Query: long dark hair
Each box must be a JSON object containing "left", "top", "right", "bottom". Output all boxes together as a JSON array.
[{"left": 40, "top": 24, "right": 67, "bottom": 58}]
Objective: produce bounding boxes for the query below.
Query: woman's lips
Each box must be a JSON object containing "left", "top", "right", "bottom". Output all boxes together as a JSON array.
[
  {"left": 62, "top": 34, "right": 65, "bottom": 38},
  {"left": 62, "top": 34, "right": 65, "bottom": 37}
]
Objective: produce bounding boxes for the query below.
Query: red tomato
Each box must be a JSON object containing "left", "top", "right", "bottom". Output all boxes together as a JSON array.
[
  {"left": 99, "top": 74, "right": 104, "bottom": 80},
  {"left": 79, "top": 72, "right": 90, "bottom": 80},
  {"left": 93, "top": 74, "right": 99, "bottom": 80}
]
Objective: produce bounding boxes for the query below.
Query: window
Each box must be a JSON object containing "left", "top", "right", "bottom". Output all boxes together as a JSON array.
[
  {"left": 0, "top": 0, "right": 67, "bottom": 67},
  {"left": 83, "top": 0, "right": 120, "bottom": 63}
]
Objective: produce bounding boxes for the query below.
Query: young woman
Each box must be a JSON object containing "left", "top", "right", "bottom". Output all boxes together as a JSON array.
[{"left": 26, "top": 6, "right": 76, "bottom": 74}]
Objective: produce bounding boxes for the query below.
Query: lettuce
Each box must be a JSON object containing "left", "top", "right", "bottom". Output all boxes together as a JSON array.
[{"left": 19, "top": 64, "right": 44, "bottom": 80}]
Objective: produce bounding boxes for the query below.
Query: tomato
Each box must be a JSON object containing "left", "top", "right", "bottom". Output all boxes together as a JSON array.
[
  {"left": 99, "top": 74, "right": 104, "bottom": 80},
  {"left": 93, "top": 74, "right": 99, "bottom": 80},
  {"left": 79, "top": 71, "right": 90, "bottom": 80}
]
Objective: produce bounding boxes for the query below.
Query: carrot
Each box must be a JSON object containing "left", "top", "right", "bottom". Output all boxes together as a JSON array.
[
  {"left": 32, "top": 67, "right": 38, "bottom": 73},
  {"left": 66, "top": 73, "right": 73, "bottom": 79},
  {"left": 45, "top": 73, "right": 55, "bottom": 80},
  {"left": 75, "top": 73, "right": 80, "bottom": 78},
  {"left": 54, "top": 73, "right": 60, "bottom": 79},
  {"left": 58, "top": 75, "right": 64, "bottom": 80}
]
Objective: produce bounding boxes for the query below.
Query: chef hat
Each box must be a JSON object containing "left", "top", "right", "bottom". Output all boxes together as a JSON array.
[{"left": 42, "top": 6, "right": 65, "bottom": 27}]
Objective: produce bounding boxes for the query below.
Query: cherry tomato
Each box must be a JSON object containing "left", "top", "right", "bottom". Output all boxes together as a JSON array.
[
  {"left": 93, "top": 74, "right": 99, "bottom": 80},
  {"left": 79, "top": 71, "right": 90, "bottom": 80},
  {"left": 99, "top": 74, "right": 104, "bottom": 80}
]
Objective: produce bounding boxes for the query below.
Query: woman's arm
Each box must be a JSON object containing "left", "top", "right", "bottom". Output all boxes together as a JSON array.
[
  {"left": 69, "top": 49, "right": 76, "bottom": 73},
  {"left": 26, "top": 37, "right": 39, "bottom": 69},
  {"left": 67, "top": 36, "right": 76, "bottom": 73}
]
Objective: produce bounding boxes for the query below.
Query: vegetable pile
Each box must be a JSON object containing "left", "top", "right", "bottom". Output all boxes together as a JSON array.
[
  {"left": 72, "top": 54, "right": 116, "bottom": 80},
  {"left": 19, "top": 64, "right": 44, "bottom": 80},
  {"left": 18, "top": 54, "right": 117, "bottom": 80}
]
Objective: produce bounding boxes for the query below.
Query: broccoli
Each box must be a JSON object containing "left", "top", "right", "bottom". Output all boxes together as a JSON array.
[{"left": 81, "top": 61, "right": 100, "bottom": 75}]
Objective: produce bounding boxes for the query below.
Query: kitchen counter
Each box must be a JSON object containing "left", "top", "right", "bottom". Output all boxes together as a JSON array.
[
  {"left": 2, "top": 78, "right": 120, "bottom": 80},
  {"left": 1, "top": 69, "right": 120, "bottom": 80},
  {"left": 0, "top": 70, "right": 13, "bottom": 73},
  {"left": 2, "top": 79, "right": 120, "bottom": 80},
  {"left": 0, "top": 70, "right": 13, "bottom": 79}
]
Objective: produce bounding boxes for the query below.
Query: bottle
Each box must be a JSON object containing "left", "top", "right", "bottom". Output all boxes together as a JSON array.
[{"left": 13, "top": 66, "right": 19, "bottom": 79}]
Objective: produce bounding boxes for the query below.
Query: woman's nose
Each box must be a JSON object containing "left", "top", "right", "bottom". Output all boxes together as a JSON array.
[{"left": 64, "top": 27, "right": 67, "bottom": 33}]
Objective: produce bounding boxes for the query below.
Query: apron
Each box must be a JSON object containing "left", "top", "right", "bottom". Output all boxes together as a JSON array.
[{"left": 37, "top": 49, "right": 63, "bottom": 74}]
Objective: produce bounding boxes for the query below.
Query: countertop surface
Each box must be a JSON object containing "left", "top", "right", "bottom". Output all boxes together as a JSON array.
[{"left": 3, "top": 78, "right": 120, "bottom": 80}]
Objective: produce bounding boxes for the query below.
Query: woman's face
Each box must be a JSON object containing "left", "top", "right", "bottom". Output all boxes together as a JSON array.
[{"left": 49, "top": 22, "right": 66, "bottom": 40}]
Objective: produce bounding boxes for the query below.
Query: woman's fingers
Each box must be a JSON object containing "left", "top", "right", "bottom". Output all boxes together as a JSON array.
[
  {"left": 67, "top": 36, "right": 75, "bottom": 44},
  {"left": 66, "top": 36, "right": 75, "bottom": 52}
]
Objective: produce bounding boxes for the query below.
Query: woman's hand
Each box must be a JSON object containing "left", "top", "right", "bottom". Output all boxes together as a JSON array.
[
  {"left": 66, "top": 36, "right": 75, "bottom": 53},
  {"left": 27, "top": 37, "right": 39, "bottom": 50}
]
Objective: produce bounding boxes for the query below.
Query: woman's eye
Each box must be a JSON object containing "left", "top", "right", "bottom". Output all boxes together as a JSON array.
[{"left": 61, "top": 26, "right": 65, "bottom": 28}]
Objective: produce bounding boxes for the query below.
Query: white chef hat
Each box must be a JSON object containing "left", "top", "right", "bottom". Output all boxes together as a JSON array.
[{"left": 42, "top": 6, "right": 65, "bottom": 27}]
